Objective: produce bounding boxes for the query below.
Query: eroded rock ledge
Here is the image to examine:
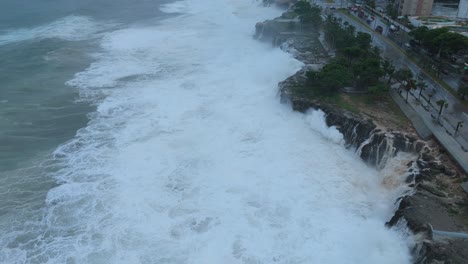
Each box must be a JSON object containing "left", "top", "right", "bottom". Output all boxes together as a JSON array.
[
  {"left": 279, "top": 69, "right": 425, "bottom": 168},
  {"left": 256, "top": 12, "right": 468, "bottom": 264}
]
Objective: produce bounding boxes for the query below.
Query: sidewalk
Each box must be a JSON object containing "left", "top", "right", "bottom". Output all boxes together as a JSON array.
[
  {"left": 392, "top": 89, "right": 468, "bottom": 173},
  {"left": 390, "top": 89, "right": 432, "bottom": 140}
]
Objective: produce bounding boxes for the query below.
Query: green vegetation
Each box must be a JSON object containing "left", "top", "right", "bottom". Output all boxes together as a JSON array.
[
  {"left": 365, "top": 0, "right": 376, "bottom": 9},
  {"left": 305, "top": 62, "right": 352, "bottom": 95},
  {"left": 368, "top": 83, "right": 388, "bottom": 99},
  {"left": 296, "top": 15, "right": 385, "bottom": 97},
  {"left": 417, "top": 80, "right": 428, "bottom": 100},
  {"left": 436, "top": 99, "right": 448, "bottom": 119},
  {"left": 385, "top": 4, "right": 398, "bottom": 20},
  {"left": 382, "top": 59, "right": 396, "bottom": 84},
  {"left": 459, "top": 85, "right": 468, "bottom": 100},
  {"left": 409, "top": 26, "right": 468, "bottom": 56},
  {"left": 294, "top": 1, "right": 322, "bottom": 28}
]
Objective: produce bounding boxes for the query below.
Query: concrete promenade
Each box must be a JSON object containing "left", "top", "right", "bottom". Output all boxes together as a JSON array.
[
  {"left": 328, "top": 8, "right": 468, "bottom": 173},
  {"left": 390, "top": 89, "right": 432, "bottom": 140},
  {"left": 392, "top": 89, "right": 468, "bottom": 173}
]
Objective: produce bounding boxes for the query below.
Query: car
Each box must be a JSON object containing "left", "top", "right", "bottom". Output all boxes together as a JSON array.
[
  {"left": 375, "top": 25, "right": 383, "bottom": 33},
  {"left": 462, "top": 75, "right": 468, "bottom": 82},
  {"left": 404, "top": 43, "right": 411, "bottom": 50}
]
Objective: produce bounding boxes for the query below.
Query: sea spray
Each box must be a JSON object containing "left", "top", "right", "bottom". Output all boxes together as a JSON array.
[{"left": 0, "top": 1, "right": 413, "bottom": 263}]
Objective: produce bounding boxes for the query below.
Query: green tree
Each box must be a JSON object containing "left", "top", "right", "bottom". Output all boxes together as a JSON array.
[
  {"left": 368, "top": 83, "right": 388, "bottom": 99},
  {"left": 394, "top": 68, "right": 414, "bottom": 91},
  {"left": 416, "top": 80, "right": 428, "bottom": 100},
  {"left": 299, "top": 5, "right": 322, "bottom": 27},
  {"left": 355, "top": 32, "right": 372, "bottom": 51},
  {"left": 409, "top": 26, "right": 430, "bottom": 45},
  {"left": 382, "top": 59, "right": 396, "bottom": 84},
  {"left": 385, "top": 4, "right": 398, "bottom": 20},
  {"left": 434, "top": 32, "right": 468, "bottom": 57},
  {"left": 353, "top": 57, "right": 384, "bottom": 89},
  {"left": 409, "top": 27, "right": 468, "bottom": 59},
  {"left": 436, "top": 99, "right": 448, "bottom": 120},
  {"left": 458, "top": 85, "right": 468, "bottom": 100},
  {"left": 294, "top": 0, "right": 312, "bottom": 15},
  {"left": 306, "top": 61, "right": 353, "bottom": 95},
  {"left": 343, "top": 46, "right": 363, "bottom": 66},
  {"left": 294, "top": 1, "right": 322, "bottom": 28},
  {"left": 366, "top": 0, "right": 376, "bottom": 9},
  {"left": 404, "top": 79, "right": 416, "bottom": 103}
]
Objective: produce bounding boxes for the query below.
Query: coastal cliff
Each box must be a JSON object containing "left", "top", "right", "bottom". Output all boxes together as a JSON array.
[{"left": 256, "top": 9, "right": 468, "bottom": 264}]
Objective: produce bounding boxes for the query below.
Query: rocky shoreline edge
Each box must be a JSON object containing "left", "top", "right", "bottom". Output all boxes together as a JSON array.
[{"left": 255, "top": 8, "right": 468, "bottom": 264}]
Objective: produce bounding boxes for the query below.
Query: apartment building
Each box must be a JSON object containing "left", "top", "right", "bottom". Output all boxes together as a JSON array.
[
  {"left": 399, "top": 0, "right": 434, "bottom": 16},
  {"left": 458, "top": 0, "right": 468, "bottom": 19}
]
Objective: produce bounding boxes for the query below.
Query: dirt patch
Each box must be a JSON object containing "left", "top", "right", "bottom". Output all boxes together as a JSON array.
[{"left": 340, "top": 93, "right": 415, "bottom": 133}]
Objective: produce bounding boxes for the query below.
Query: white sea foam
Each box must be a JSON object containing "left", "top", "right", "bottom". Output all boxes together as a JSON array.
[
  {"left": 305, "top": 109, "right": 345, "bottom": 145},
  {"left": 160, "top": 0, "right": 192, "bottom": 14},
  {"left": 0, "top": 15, "right": 115, "bottom": 46},
  {"left": 0, "top": 0, "right": 413, "bottom": 263}
]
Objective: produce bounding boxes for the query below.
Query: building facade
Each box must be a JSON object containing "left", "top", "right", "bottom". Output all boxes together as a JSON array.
[
  {"left": 399, "top": 0, "right": 434, "bottom": 16},
  {"left": 458, "top": 0, "right": 468, "bottom": 19}
]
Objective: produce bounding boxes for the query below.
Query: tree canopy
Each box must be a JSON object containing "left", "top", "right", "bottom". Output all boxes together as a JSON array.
[
  {"left": 294, "top": 1, "right": 322, "bottom": 28},
  {"left": 409, "top": 26, "right": 468, "bottom": 57},
  {"left": 295, "top": 5, "right": 395, "bottom": 97}
]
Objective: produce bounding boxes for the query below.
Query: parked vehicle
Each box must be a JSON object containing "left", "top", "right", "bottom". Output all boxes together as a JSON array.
[
  {"left": 358, "top": 10, "right": 366, "bottom": 18},
  {"left": 375, "top": 25, "right": 383, "bottom": 34}
]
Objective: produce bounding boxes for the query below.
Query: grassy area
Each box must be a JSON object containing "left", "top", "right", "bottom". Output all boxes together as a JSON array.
[
  {"left": 343, "top": 93, "right": 409, "bottom": 124},
  {"left": 295, "top": 89, "right": 409, "bottom": 128},
  {"left": 321, "top": 94, "right": 359, "bottom": 113}
]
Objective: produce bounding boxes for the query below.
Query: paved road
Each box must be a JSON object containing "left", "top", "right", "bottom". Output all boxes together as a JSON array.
[
  {"left": 301, "top": 3, "right": 468, "bottom": 171},
  {"left": 335, "top": 8, "right": 468, "bottom": 137}
]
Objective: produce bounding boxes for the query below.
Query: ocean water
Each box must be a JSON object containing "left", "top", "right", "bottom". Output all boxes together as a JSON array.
[{"left": 1, "top": 0, "right": 413, "bottom": 263}]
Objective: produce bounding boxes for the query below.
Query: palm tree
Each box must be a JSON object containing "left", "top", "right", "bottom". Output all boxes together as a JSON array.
[
  {"left": 436, "top": 99, "right": 448, "bottom": 120},
  {"left": 405, "top": 79, "right": 416, "bottom": 103},
  {"left": 417, "top": 80, "right": 428, "bottom": 100},
  {"left": 395, "top": 68, "right": 413, "bottom": 93},
  {"left": 428, "top": 93, "right": 433, "bottom": 104}
]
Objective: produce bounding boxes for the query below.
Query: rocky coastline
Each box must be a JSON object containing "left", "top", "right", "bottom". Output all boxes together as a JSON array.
[{"left": 255, "top": 8, "right": 468, "bottom": 264}]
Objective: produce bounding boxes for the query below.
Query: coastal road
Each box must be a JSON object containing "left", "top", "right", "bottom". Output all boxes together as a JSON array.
[
  {"left": 336, "top": 7, "right": 468, "bottom": 130},
  {"left": 312, "top": 6, "right": 468, "bottom": 172}
]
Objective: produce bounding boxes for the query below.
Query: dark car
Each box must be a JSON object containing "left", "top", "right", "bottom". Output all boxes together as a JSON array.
[{"left": 375, "top": 25, "right": 383, "bottom": 34}]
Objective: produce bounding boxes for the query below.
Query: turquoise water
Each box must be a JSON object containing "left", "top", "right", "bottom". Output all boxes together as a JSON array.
[
  {"left": 0, "top": 0, "right": 169, "bottom": 171},
  {"left": 0, "top": 39, "right": 92, "bottom": 170},
  {"left": 0, "top": 1, "right": 166, "bottom": 261}
]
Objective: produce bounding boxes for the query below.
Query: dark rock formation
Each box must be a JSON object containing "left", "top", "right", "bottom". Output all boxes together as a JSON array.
[
  {"left": 255, "top": 16, "right": 328, "bottom": 64},
  {"left": 279, "top": 69, "right": 425, "bottom": 168},
  {"left": 387, "top": 189, "right": 468, "bottom": 264}
]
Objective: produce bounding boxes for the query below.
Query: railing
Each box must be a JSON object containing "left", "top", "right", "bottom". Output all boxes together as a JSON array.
[{"left": 400, "top": 88, "right": 468, "bottom": 152}]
